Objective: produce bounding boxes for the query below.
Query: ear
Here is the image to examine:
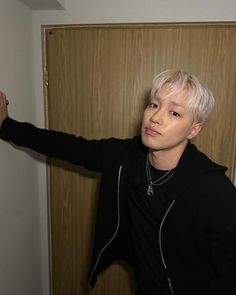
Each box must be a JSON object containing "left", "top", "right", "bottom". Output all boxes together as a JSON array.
[{"left": 187, "top": 123, "right": 203, "bottom": 140}]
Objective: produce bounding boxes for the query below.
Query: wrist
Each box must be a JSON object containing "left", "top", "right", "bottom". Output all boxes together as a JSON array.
[{"left": 0, "top": 116, "right": 8, "bottom": 129}]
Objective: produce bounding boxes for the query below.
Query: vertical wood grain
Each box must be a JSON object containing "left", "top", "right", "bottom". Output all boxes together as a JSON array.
[{"left": 45, "top": 23, "right": 236, "bottom": 295}]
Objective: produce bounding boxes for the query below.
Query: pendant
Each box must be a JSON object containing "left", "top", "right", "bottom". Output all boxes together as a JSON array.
[{"left": 147, "top": 184, "right": 153, "bottom": 196}]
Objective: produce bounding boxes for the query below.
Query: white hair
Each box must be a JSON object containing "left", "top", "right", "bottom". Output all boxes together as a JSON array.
[{"left": 150, "top": 69, "right": 215, "bottom": 123}]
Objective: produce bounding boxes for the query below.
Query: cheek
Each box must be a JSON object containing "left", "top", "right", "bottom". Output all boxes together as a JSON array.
[
  {"left": 141, "top": 111, "right": 148, "bottom": 124},
  {"left": 180, "top": 125, "right": 195, "bottom": 139},
  {"left": 166, "top": 122, "right": 193, "bottom": 137}
]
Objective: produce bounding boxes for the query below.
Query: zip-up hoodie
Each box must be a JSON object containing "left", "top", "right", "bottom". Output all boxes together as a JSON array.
[{"left": 1, "top": 117, "right": 236, "bottom": 295}]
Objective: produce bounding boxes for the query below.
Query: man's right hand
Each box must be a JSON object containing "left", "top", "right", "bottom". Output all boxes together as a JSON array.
[{"left": 0, "top": 91, "right": 9, "bottom": 128}]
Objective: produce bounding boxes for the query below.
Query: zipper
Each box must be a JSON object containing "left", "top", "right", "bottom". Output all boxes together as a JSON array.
[
  {"left": 159, "top": 200, "right": 175, "bottom": 295},
  {"left": 88, "top": 165, "right": 122, "bottom": 287}
]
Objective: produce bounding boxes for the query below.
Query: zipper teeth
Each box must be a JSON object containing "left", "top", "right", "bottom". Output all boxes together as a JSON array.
[
  {"left": 88, "top": 165, "right": 122, "bottom": 287},
  {"left": 159, "top": 200, "right": 175, "bottom": 269}
]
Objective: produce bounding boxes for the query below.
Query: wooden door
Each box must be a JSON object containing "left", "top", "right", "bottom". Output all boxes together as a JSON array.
[{"left": 43, "top": 23, "right": 236, "bottom": 295}]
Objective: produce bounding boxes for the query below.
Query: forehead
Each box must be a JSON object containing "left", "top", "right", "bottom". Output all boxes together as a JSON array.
[{"left": 154, "top": 87, "right": 190, "bottom": 107}]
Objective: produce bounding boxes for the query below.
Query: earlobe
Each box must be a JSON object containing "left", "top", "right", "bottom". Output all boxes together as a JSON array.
[{"left": 187, "top": 123, "right": 203, "bottom": 140}]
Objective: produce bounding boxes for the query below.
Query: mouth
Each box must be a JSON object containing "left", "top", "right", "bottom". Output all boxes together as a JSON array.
[{"left": 144, "top": 127, "right": 162, "bottom": 136}]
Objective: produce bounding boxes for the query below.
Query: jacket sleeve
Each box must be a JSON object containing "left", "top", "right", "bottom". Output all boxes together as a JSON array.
[
  {"left": 0, "top": 117, "right": 124, "bottom": 172},
  {"left": 203, "top": 174, "right": 236, "bottom": 294}
]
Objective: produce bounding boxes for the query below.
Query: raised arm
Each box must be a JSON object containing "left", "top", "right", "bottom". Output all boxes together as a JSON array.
[{"left": 0, "top": 91, "right": 127, "bottom": 172}]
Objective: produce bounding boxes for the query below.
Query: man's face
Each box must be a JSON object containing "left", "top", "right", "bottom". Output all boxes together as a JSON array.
[{"left": 141, "top": 87, "right": 202, "bottom": 153}]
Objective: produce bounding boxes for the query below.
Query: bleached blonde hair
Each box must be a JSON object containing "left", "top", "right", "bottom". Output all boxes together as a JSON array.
[{"left": 150, "top": 69, "right": 215, "bottom": 123}]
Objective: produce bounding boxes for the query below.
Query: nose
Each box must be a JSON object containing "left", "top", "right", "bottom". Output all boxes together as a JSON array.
[{"left": 150, "top": 108, "right": 164, "bottom": 125}]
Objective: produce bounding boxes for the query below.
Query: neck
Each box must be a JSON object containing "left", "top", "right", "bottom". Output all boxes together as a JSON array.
[{"left": 149, "top": 140, "right": 188, "bottom": 170}]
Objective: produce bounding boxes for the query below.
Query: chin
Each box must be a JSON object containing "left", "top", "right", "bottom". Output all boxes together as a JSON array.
[{"left": 141, "top": 134, "right": 159, "bottom": 150}]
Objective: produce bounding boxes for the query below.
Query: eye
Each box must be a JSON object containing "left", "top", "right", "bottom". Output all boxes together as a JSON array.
[
  {"left": 170, "top": 111, "right": 181, "bottom": 117},
  {"left": 147, "top": 102, "right": 159, "bottom": 108}
]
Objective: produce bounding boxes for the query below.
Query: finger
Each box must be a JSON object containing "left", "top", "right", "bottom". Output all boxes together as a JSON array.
[
  {"left": 0, "top": 92, "right": 7, "bottom": 101},
  {"left": 0, "top": 92, "right": 9, "bottom": 105},
  {"left": 0, "top": 91, "right": 6, "bottom": 97}
]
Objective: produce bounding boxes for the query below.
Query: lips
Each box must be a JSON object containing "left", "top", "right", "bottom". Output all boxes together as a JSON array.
[{"left": 145, "top": 127, "right": 162, "bottom": 136}]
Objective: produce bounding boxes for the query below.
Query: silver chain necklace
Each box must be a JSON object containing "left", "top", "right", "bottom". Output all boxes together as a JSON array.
[{"left": 146, "top": 154, "right": 174, "bottom": 196}]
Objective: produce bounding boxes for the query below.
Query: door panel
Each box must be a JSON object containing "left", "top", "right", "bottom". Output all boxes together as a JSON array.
[{"left": 44, "top": 23, "right": 236, "bottom": 295}]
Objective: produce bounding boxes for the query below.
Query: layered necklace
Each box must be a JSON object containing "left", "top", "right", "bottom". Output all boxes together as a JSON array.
[{"left": 146, "top": 154, "right": 174, "bottom": 196}]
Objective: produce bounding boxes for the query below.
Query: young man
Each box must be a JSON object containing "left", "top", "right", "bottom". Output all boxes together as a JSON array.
[{"left": 0, "top": 70, "right": 236, "bottom": 295}]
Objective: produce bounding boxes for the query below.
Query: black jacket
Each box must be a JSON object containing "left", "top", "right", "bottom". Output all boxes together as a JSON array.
[{"left": 1, "top": 117, "right": 236, "bottom": 295}]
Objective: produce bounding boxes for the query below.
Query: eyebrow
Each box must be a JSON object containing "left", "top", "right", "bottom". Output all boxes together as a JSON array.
[
  {"left": 154, "top": 96, "right": 186, "bottom": 109},
  {"left": 170, "top": 101, "right": 185, "bottom": 109}
]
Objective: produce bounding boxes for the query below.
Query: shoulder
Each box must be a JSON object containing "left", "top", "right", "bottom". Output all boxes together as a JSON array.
[
  {"left": 176, "top": 141, "right": 236, "bottom": 200},
  {"left": 197, "top": 169, "right": 235, "bottom": 195},
  {"left": 95, "top": 135, "right": 145, "bottom": 167},
  {"left": 180, "top": 142, "right": 228, "bottom": 181},
  {"left": 98, "top": 135, "right": 142, "bottom": 154}
]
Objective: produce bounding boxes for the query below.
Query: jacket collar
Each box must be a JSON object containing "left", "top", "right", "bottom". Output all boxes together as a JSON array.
[{"left": 125, "top": 137, "right": 226, "bottom": 201}]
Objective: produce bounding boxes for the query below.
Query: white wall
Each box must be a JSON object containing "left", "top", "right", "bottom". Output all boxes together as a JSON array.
[
  {"left": 0, "top": 0, "right": 42, "bottom": 295},
  {"left": 1, "top": 1, "right": 235, "bottom": 295}
]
